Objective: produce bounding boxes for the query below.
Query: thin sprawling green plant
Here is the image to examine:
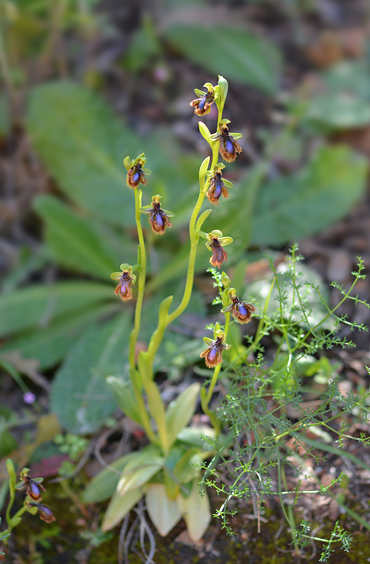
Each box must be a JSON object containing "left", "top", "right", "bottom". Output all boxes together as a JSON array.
[
  {"left": 83, "top": 75, "right": 256, "bottom": 541},
  {"left": 0, "top": 460, "right": 55, "bottom": 558},
  {"left": 200, "top": 249, "right": 370, "bottom": 559}
]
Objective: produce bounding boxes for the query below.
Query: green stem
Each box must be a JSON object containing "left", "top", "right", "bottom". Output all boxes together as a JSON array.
[
  {"left": 129, "top": 188, "right": 146, "bottom": 370},
  {"left": 165, "top": 190, "right": 206, "bottom": 326}
]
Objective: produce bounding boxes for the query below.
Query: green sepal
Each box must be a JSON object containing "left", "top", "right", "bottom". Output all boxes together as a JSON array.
[
  {"left": 223, "top": 178, "right": 233, "bottom": 187},
  {"left": 198, "top": 122, "right": 213, "bottom": 145},
  {"left": 110, "top": 272, "right": 122, "bottom": 280},
  {"left": 230, "top": 132, "right": 242, "bottom": 139},
  {"left": 209, "top": 229, "right": 223, "bottom": 238},
  {"left": 202, "top": 337, "right": 214, "bottom": 346},
  {"left": 141, "top": 167, "right": 152, "bottom": 174},
  {"left": 194, "top": 88, "right": 206, "bottom": 97},
  {"left": 163, "top": 209, "right": 175, "bottom": 217},
  {"left": 199, "top": 156, "right": 210, "bottom": 191},
  {"left": 219, "top": 236, "right": 233, "bottom": 246},
  {"left": 196, "top": 230, "right": 208, "bottom": 240},
  {"left": 123, "top": 156, "right": 132, "bottom": 170},
  {"left": 221, "top": 272, "right": 231, "bottom": 288},
  {"left": 195, "top": 209, "right": 212, "bottom": 233},
  {"left": 139, "top": 205, "right": 152, "bottom": 214}
]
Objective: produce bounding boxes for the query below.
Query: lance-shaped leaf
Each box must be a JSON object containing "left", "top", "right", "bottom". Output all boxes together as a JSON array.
[
  {"left": 34, "top": 195, "right": 125, "bottom": 278},
  {"left": 176, "top": 481, "right": 211, "bottom": 541},
  {"left": 146, "top": 484, "right": 182, "bottom": 537},
  {"left": 199, "top": 156, "right": 210, "bottom": 191},
  {"left": 106, "top": 376, "right": 142, "bottom": 425},
  {"left": 82, "top": 453, "right": 134, "bottom": 503},
  {"left": 146, "top": 381, "right": 169, "bottom": 454},
  {"left": 198, "top": 121, "right": 212, "bottom": 144},
  {"left": 195, "top": 209, "right": 212, "bottom": 233},
  {"left": 0, "top": 281, "right": 113, "bottom": 338},
  {"left": 102, "top": 487, "right": 143, "bottom": 532},
  {"left": 117, "top": 448, "right": 164, "bottom": 495},
  {"left": 166, "top": 383, "right": 200, "bottom": 446}
]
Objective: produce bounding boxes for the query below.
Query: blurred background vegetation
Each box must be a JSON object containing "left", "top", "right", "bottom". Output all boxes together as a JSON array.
[{"left": 1, "top": 0, "right": 370, "bottom": 435}]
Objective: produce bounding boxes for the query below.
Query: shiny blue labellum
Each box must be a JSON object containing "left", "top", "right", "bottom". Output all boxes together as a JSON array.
[
  {"left": 238, "top": 304, "right": 248, "bottom": 316},
  {"left": 214, "top": 182, "right": 223, "bottom": 199},
  {"left": 132, "top": 171, "right": 140, "bottom": 184},
  {"left": 155, "top": 213, "right": 164, "bottom": 228},
  {"left": 199, "top": 97, "right": 207, "bottom": 110},
  {"left": 208, "top": 347, "right": 218, "bottom": 363},
  {"left": 225, "top": 139, "right": 234, "bottom": 154}
]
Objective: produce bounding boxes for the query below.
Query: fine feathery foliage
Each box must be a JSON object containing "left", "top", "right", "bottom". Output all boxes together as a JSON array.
[{"left": 200, "top": 249, "right": 370, "bottom": 558}]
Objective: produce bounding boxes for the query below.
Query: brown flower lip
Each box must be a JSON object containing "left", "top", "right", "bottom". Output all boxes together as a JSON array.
[
  {"left": 219, "top": 125, "right": 242, "bottom": 163},
  {"left": 209, "top": 237, "right": 228, "bottom": 268},
  {"left": 127, "top": 162, "right": 147, "bottom": 188},
  {"left": 223, "top": 297, "right": 255, "bottom": 324},
  {"left": 114, "top": 271, "right": 134, "bottom": 301},
  {"left": 29, "top": 503, "right": 56, "bottom": 523},
  {"left": 200, "top": 335, "right": 229, "bottom": 368},
  {"left": 206, "top": 172, "right": 229, "bottom": 205},
  {"left": 149, "top": 202, "right": 172, "bottom": 235}
]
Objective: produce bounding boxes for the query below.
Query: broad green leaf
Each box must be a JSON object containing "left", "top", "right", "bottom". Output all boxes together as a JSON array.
[
  {"left": 323, "top": 59, "right": 370, "bottom": 101},
  {"left": 50, "top": 314, "right": 131, "bottom": 433},
  {"left": 163, "top": 24, "right": 282, "bottom": 94},
  {"left": 176, "top": 481, "right": 211, "bottom": 541},
  {"left": 251, "top": 146, "right": 368, "bottom": 246},
  {"left": 101, "top": 487, "right": 143, "bottom": 532},
  {"left": 106, "top": 375, "right": 142, "bottom": 425},
  {"left": 26, "top": 81, "right": 138, "bottom": 226},
  {"left": 82, "top": 454, "right": 133, "bottom": 503},
  {"left": 166, "top": 383, "right": 200, "bottom": 446},
  {"left": 303, "top": 94, "right": 370, "bottom": 130},
  {"left": 146, "top": 484, "right": 182, "bottom": 536},
  {"left": 0, "top": 281, "right": 113, "bottom": 338},
  {"left": 26, "top": 82, "right": 199, "bottom": 228},
  {"left": 34, "top": 195, "right": 121, "bottom": 278},
  {"left": 2, "top": 302, "right": 119, "bottom": 370}
]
